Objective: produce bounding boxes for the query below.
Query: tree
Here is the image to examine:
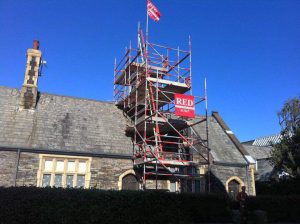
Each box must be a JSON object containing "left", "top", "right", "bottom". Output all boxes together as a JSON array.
[{"left": 271, "top": 96, "right": 300, "bottom": 178}]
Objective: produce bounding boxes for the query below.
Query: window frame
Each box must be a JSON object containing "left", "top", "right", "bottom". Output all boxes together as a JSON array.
[{"left": 37, "top": 154, "right": 92, "bottom": 188}]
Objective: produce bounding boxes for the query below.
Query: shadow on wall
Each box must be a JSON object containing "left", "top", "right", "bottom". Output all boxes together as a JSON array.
[{"left": 207, "top": 172, "right": 227, "bottom": 194}]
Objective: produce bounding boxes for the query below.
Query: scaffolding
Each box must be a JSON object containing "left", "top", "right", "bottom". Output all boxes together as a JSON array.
[{"left": 114, "top": 27, "right": 210, "bottom": 192}]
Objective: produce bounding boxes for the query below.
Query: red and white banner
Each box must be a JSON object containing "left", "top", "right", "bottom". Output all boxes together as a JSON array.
[
  {"left": 174, "top": 94, "right": 195, "bottom": 118},
  {"left": 147, "top": 0, "right": 161, "bottom": 22}
]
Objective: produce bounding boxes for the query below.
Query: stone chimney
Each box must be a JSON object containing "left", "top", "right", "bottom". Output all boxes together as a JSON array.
[{"left": 19, "top": 40, "right": 42, "bottom": 109}]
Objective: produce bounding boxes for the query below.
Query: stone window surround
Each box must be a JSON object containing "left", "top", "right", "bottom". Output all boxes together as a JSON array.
[
  {"left": 37, "top": 154, "right": 92, "bottom": 188},
  {"left": 225, "top": 176, "right": 245, "bottom": 193}
]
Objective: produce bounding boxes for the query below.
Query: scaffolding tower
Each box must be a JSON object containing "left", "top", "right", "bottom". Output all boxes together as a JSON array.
[{"left": 114, "top": 27, "right": 210, "bottom": 192}]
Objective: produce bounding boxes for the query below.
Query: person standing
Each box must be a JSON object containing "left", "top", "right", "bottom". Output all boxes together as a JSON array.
[{"left": 236, "top": 186, "right": 248, "bottom": 223}]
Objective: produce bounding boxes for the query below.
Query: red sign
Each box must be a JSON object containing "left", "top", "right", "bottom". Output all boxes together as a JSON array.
[{"left": 174, "top": 94, "right": 195, "bottom": 118}]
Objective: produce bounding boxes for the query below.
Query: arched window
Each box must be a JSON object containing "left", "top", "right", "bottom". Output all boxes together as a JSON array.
[{"left": 122, "top": 174, "right": 139, "bottom": 190}]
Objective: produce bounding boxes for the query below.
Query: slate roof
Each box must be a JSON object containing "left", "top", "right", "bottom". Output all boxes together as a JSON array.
[
  {"left": 193, "top": 116, "right": 247, "bottom": 165},
  {"left": 0, "top": 86, "right": 133, "bottom": 155},
  {"left": 243, "top": 145, "right": 274, "bottom": 181},
  {"left": 252, "top": 134, "right": 282, "bottom": 146},
  {"left": 0, "top": 86, "right": 248, "bottom": 165},
  {"left": 243, "top": 145, "right": 272, "bottom": 160}
]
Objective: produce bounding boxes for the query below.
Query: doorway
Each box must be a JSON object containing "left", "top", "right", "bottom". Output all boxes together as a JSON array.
[
  {"left": 228, "top": 179, "right": 240, "bottom": 200},
  {"left": 122, "top": 174, "right": 139, "bottom": 190}
]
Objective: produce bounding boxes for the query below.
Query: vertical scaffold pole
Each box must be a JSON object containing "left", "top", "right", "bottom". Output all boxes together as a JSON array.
[
  {"left": 143, "top": 73, "right": 148, "bottom": 190},
  {"left": 113, "top": 57, "right": 116, "bottom": 102},
  {"left": 177, "top": 46, "right": 180, "bottom": 81},
  {"left": 124, "top": 47, "right": 127, "bottom": 109},
  {"left": 155, "top": 69, "right": 159, "bottom": 189},
  {"left": 144, "top": 0, "right": 149, "bottom": 191},
  {"left": 146, "top": 0, "right": 149, "bottom": 54},
  {"left": 189, "top": 35, "right": 192, "bottom": 95},
  {"left": 205, "top": 78, "right": 210, "bottom": 192},
  {"left": 128, "top": 41, "right": 132, "bottom": 106},
  {"left": 134, "top": 34, "right": 139, "bottom": 158}
]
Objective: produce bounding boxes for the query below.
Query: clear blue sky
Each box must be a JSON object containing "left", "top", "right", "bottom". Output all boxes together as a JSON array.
[{"left": 0, "top": 0, "right": 299, "bottom": 142}]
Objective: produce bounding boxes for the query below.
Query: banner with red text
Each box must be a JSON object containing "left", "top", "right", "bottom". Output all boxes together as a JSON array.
[{"left": 174, "top": 94, "right": 195, "bottom": 118}]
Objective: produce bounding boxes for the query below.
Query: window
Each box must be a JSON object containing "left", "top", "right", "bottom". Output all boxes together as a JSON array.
[
  {"left": 42, "top": 174, "right": 51, "bottom": 187},
  {"left": 37, "top": 155, "right": 91, "bottom": 188},
  {"left": 180, "top": 167, "right": 204, "bottom": 193},
  {"left": 44, "top": 160, "right": 53, "bottom": 171},
  {"left": 66, "top": 175, "right": 74, "bottom": 188},
  {"left": 54, "top": 174, "right": 62, "bottom": 187},
  {"left": 68, "top": 161, "right": 76, "bottom": 172},
  {"left": 77, "top": 175, "right": 85, "bottom": 188},
  {"left": 56, "top": 160, "right": 64, "bottom": 172},
  {"left": 170, "top": 181, "right": 177, "bottom": 192}
]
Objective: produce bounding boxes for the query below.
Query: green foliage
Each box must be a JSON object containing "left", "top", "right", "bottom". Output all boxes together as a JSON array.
[
  {"left": 0, "top": 187, "right": 231, "bottom": 224},
  {"left": 271, "top": 96, "right": 300, "bottom": 178},
  {"left": 278, "top": 97, "right": 300, "bottom": 136}
]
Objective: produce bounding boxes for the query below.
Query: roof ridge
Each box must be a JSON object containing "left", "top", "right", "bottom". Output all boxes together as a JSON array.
[{"left": 0, "top": 85, "right": 114, "bottom": 104}]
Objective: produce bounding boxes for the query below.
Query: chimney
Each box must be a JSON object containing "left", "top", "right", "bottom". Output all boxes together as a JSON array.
[{"left": 19, "top": 40, "right": 42, "bottom": 109}]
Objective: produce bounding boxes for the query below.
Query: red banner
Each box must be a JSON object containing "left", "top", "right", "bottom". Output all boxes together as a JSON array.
[{"left": 174, "top": 94, "right": 195, "bottom": 118}]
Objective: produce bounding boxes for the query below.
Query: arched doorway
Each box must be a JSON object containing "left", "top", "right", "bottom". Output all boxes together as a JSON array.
[
  {"left": 228, "top": 179, "right": 240, "bottom": 200},
  {"left": 122, "top": 174, "right": 139, "bottom": 190}
]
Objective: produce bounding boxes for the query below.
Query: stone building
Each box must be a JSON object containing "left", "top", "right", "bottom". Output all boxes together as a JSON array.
[
  {"left": 243, "top": 135, "right": 282, "bottom": 181},
  {"left": 243, "top": 145, "right": 273, "bottom": 181},
  {"left": 0, "top": 41, "right": 257, "bottom": 197}
]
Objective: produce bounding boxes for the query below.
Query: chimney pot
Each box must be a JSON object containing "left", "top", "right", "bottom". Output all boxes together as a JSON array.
[{"left": 33, "top": 40, "right": 40, "bottom": 50}]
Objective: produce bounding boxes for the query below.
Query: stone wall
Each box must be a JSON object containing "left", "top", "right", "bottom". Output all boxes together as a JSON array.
[
  {"left": 0, "top": 151, "right": 17, "bottom": 187},
  {"left": 211, "top": 164, "right": 254, "bottom": 195},
  {"left": 16, "top": 152, "right": 40, "bottom": 186},
  {"left": 0, "top": 151, "right": 41, "bottom": 188},
  {"left": 0, "top": 149, "right": 136, "bottom": 190},
  {"left": 0, "top": 150, "right": 256, "bottom": 195},
  {"left": 90, "top": 157, "right": 133, "bottom": 190}
]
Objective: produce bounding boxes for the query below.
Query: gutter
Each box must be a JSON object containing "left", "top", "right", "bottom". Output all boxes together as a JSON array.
[
  {"left": 14, "top": 149, "right": 21, "bottom": 187},
  {"left": 213, "top": 161, "right": 248, "bottom": 167}
]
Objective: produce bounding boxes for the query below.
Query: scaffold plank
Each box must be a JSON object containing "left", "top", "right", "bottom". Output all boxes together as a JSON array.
[
  {"left": 115, "top": 62, "right": 168, "bottom": 85},
  {"left": 134, "top": 157, "right": 197, "bottom": 166}
]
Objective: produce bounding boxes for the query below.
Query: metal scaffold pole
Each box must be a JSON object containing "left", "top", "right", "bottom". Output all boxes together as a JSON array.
[
  {"left": 189, "top": 35, "right": 192, "bottom": 95},
  {"left": 113, "top": 20, "right": 210, "bottom": 192},
  {"left": 205, "top": 78, "right": 211, "bottom": 193},
  {"left": 113, "top": 57, "right": 116, "bottom": 102},
  {"left": 146, "top": 0, "right": 149, "bottom": 55}
]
